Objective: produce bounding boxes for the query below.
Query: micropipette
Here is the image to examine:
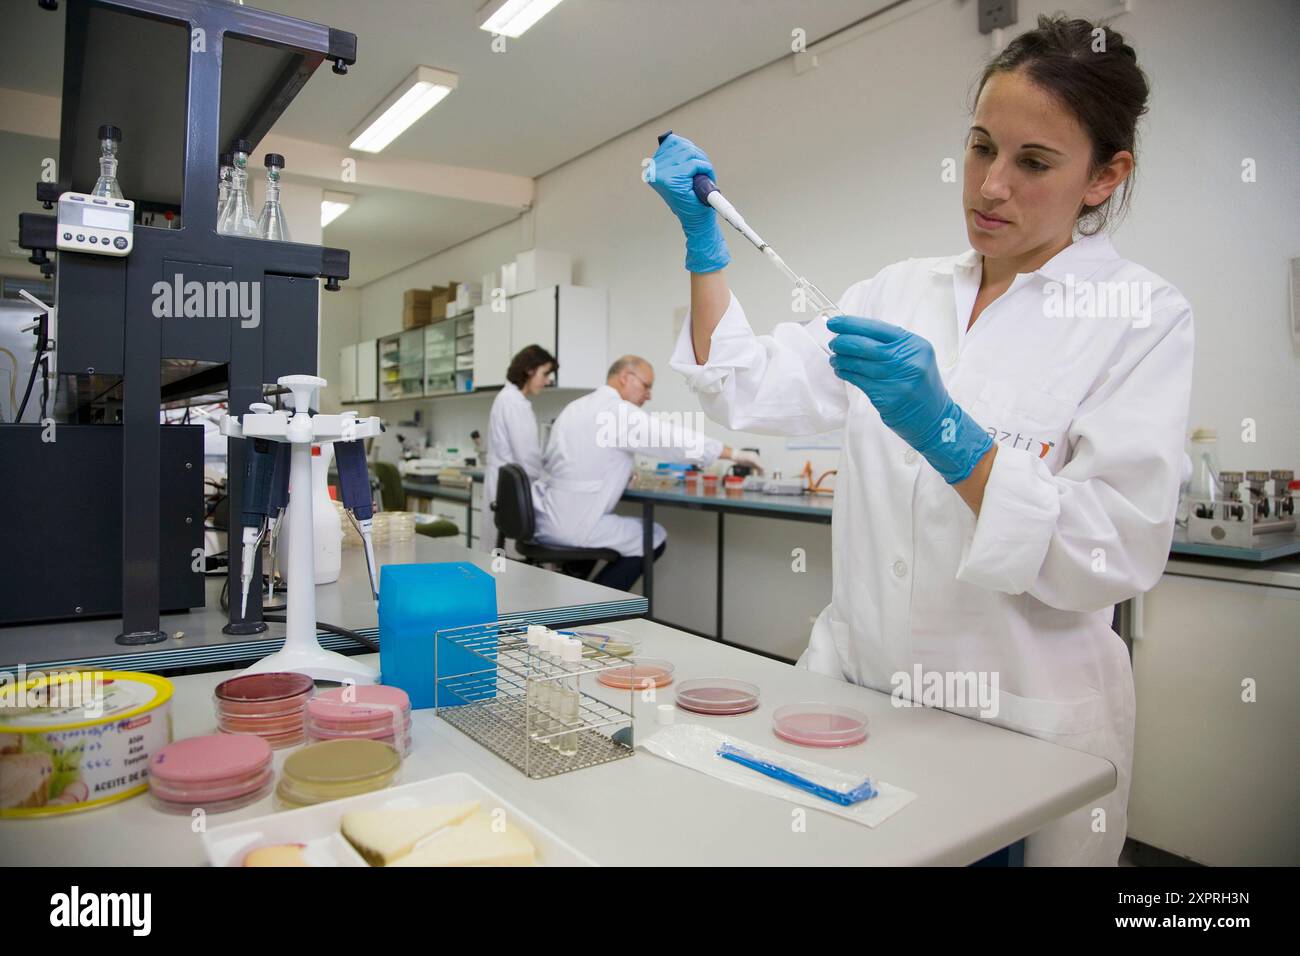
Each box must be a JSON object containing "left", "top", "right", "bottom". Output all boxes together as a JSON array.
[
  {"left": 657, "top": 131, "right": 841, "bottom": 332},
  {"left": 237, "top": 423, "right": 278, "bottom": 620},
  {"left": 334, "top": 437, "right": 379, "bottom": 601}
]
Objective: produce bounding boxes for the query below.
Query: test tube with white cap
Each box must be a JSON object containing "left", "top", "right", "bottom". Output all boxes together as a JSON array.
[
  {"left": 525, "top": 625, "right": 547, "bottom": 739},
  {"left": 559, "top": 638, "right": 582, "bottom": 757}
]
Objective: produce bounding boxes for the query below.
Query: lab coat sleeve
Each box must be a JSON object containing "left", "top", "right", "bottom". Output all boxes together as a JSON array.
[
  {"left": 504, "top": 399, "right": 544, "bottom": 481},
  {"left": 623, "top": 402, "right": 724, "bottom": 467},
  {"left": 669, "top": 288, "right": 859, "bottom": 436},
  {"left": 955, "top": 303, "right": 1194, "bottom": 613}
]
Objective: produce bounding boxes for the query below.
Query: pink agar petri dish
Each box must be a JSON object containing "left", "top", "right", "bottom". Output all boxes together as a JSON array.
[
  {"left": 772, "top": 702, "right": 869, "bottom": 748},
  {"left": 597, "top": 658, "right": 675, "bottom": 690},
  {"left": 305, "top": 685, "right": 412, "bottom": 755},
  {"left": 674, "top": 678, "right": 761, "bottom": 715},
  {"left": 149, "top": 733, "right": 274, "bottom": 813}
]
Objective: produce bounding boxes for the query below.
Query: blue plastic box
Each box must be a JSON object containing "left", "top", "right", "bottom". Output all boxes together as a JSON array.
[{"left": 378, "top": 562, "right": 498, "bottom": 709}]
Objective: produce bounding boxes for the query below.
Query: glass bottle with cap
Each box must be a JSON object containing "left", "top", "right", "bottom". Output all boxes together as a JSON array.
[
  {"left": 218, "top": 139, "right": 258, "bottom": 237},
  {"left": 257, "top": 153, "right": 291, "bottom": 241},
  {"left": 216, "top": 153, "right": 234, "bottom": 220},
  {"left": 91, "top": 124, "right": 124, "bottom": 200}
]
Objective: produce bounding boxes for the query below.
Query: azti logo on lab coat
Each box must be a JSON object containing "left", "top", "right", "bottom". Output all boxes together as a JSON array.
[{"left": 982, "top": 425, "right": 1055, "bottom": 459}]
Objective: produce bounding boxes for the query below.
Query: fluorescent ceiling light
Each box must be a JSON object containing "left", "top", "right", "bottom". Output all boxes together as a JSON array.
[
  {"left": 349, "top": 66, "right": 458, "bottom": 153},
  {"left": 321, "top": 191, "right": 355, "bottom": 228},
  {"left": 477, "top": 0, "right": 566, "bottom": 38}
]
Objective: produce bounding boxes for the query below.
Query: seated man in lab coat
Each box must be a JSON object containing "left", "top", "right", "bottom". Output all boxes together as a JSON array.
[{"left": 532, "top": 355, "right": 757, "bottom": 591}]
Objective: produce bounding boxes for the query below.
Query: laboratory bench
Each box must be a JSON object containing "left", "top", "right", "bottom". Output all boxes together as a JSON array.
[
  {"left": 620, "top": 485, "right": 834, "bottom": 646},
  {"left": 401, "top": 478, "right": 475, "bottom": 547},
  {"left": 0, "top": 538, "right": 646, "bottom": 675},
  {"left": 0, "top": 617, "right": 1116, "bottom": 866}
]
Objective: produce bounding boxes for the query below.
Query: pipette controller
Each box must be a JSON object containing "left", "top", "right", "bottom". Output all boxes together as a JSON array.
[{"left": 657, "top": 131, "right": 840, "bottom": 328}]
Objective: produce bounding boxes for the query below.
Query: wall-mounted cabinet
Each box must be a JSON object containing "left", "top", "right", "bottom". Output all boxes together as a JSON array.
[
  {"left": 337, "top": 338, "right": 378, "bottom": 403},
  {"left": 474, "top": 285, "right": 607, "bottom": 391},
  {"left": 379, "top": 328, "right": 425, "bottom": 401}
]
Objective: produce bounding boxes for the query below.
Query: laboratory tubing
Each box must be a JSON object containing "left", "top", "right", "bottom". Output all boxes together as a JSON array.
[
  {"left": 91, "top": 124, "right": 124, "bottom": 200},
  {"left": 560, "top": 637, "right": 582, "bottom": 757},
  {"left": 257, "top": 152, "right": 291, "bottom": 241},
  {"left": 218, "top": 139, "right": 258, "bottom": 237}
]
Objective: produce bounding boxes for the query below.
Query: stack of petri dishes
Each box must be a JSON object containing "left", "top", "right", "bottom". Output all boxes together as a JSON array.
[
  {"left": 149, "top": 733, "right": 274, "bottom": 813},
  {"left": 276, "top": 738, "right": 401, "bottom": 808},
  {"left": 305, "top": 685, "right": 412, "bottom": 755},
  {"left": 674, "top": 678, "right": 761, "bottom": 716},
  {"left": 214, "top": 672, "right": 314, "bottom": 748}
]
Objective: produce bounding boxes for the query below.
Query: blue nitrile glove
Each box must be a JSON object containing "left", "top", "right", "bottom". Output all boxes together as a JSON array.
[
  {"left": 646, "top": 133, "right": 731, "bottom": 274},
  {"left": 827, "top": 315, "right": 994, "bottom": 484}
]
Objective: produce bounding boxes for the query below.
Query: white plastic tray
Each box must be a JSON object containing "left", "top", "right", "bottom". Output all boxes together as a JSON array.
[{"left": 201, "top": 771, "right": 596, "bottom": 867}]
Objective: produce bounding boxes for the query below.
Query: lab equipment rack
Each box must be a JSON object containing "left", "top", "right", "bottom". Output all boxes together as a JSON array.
[
  {"left": 435, "top": 622, "right": 637, "bottom": 780},
  {"left": 13, "top": 0, "right": 357, "bottom": 644}
]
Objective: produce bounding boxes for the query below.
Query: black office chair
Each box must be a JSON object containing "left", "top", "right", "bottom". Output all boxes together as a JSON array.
[{"left": 494, "top": 464, "right": 619, "bottom": 580}]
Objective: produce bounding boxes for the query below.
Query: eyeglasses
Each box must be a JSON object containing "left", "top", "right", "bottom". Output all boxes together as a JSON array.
[{"left": 627, "top": 370, "right": 654, "bottom": 393}]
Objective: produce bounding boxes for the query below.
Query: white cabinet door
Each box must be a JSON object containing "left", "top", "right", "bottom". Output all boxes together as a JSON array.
[
  {"left": 338, "top": 343, "right": 357, "bottom": 403},
  {"left": 555, "top": 285, "right": 607, "bottom": 389},
  {"left": 473, "top": 302, "right": 512, "bottom": 389},
  {"left": 510, "top": 287, "right": 557, "bottom": 358},
  {"left": 355, "top": 339, "right": 377, "bottom": 401},
  {"left": 1128, "top": 572, "right": 1300, "bottom": 865}
]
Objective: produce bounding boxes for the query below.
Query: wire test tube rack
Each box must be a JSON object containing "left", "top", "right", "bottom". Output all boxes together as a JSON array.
[{"left": 434, "top": 621, "right": 636, "bottom": 779}]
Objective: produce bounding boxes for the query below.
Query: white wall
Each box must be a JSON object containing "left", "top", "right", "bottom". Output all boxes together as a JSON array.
[{"left": 338, "top": 0, "right": 1300, "bottom": 650}]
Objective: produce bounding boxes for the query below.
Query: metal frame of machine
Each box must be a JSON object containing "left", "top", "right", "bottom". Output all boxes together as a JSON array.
[{"left": 13, "top": 0, "right": 358, "bottom": 643}]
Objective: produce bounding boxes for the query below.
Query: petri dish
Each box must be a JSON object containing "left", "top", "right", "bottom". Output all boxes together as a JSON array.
[
  {"left": 277, "top": 738, "right": 400, "bottom": 808},
  {"left": 149, "top": 733, "right": 274, "bottom": 813},
  {"left": 570, "top": 629, "right": 641, "bottom": 658},
  {"left": 596, "top": 658, "right": 674, "bottom": 689},
  {"left": 214, "top": 672, "right": 314, "bottom": 716},
  {"left": 675, "top": 678, "right": 760, "bottom": 716},
  {"left": 214, "top": 672, "right": 313, "bottom": 748},
  {"left": 772, "top": 702, "right": 869, "bottom": 748}
]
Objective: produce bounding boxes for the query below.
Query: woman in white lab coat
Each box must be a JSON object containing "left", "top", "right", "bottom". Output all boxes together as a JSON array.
[
  {"left": 479, "top": 344, "right": 555, "bottom": 553},
  {"left": 651, "top": 15, "right": 1193, "bottom": 865}
]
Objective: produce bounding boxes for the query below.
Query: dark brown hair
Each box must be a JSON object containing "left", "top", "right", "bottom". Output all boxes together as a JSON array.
[
  {"left": 506, "top": 344, "right": 557, "bottom": 389},
  {"left": 974, "top": 14, "right": 1150, "bottom": 234}
]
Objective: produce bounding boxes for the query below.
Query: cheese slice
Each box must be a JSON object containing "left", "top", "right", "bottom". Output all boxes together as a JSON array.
[
  {"left": 342, "top": 801, "right": 480, "bottom": 866},
  {"left": 387, "top": 810, "right": 536, "bottom": 867}
]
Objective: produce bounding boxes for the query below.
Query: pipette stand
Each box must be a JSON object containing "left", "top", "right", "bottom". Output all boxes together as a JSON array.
[{"left": 222, "top": 374, "right": 382, "bottom": 683}]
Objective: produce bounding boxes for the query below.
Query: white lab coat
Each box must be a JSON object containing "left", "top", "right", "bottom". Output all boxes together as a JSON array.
[
  {"left": 670, "top": 233, "right": 1194, "bottom": 866},
  {"left": 533, "top": 384, "right": 723, "bottom": 556},
  {"left": 479, "top": 382, "right": 543, "bottom": 553}
]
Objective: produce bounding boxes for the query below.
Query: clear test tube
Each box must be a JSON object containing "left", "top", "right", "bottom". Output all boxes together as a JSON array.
[
  {"left": 559, "top": 638, "right": 581, "bottom": 757},
  {"left": 525, "top": 625, "right": 547, "bottom": 739},
  {"left": 544, "top": 630, "right": 566, "bottom": 751}
]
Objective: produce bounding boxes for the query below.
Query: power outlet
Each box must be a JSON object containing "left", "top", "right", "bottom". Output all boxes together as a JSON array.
[{"left": 978, "top": 0, "right": 1017, "bottom": 34}]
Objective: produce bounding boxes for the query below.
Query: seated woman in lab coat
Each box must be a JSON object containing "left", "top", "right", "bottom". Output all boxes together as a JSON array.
[
  {"left": 479, "top": 344, "right": 555, "bottom": 553},
  {"left": 649, "top": 15, "right": 1193, "bottom": 866}
]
